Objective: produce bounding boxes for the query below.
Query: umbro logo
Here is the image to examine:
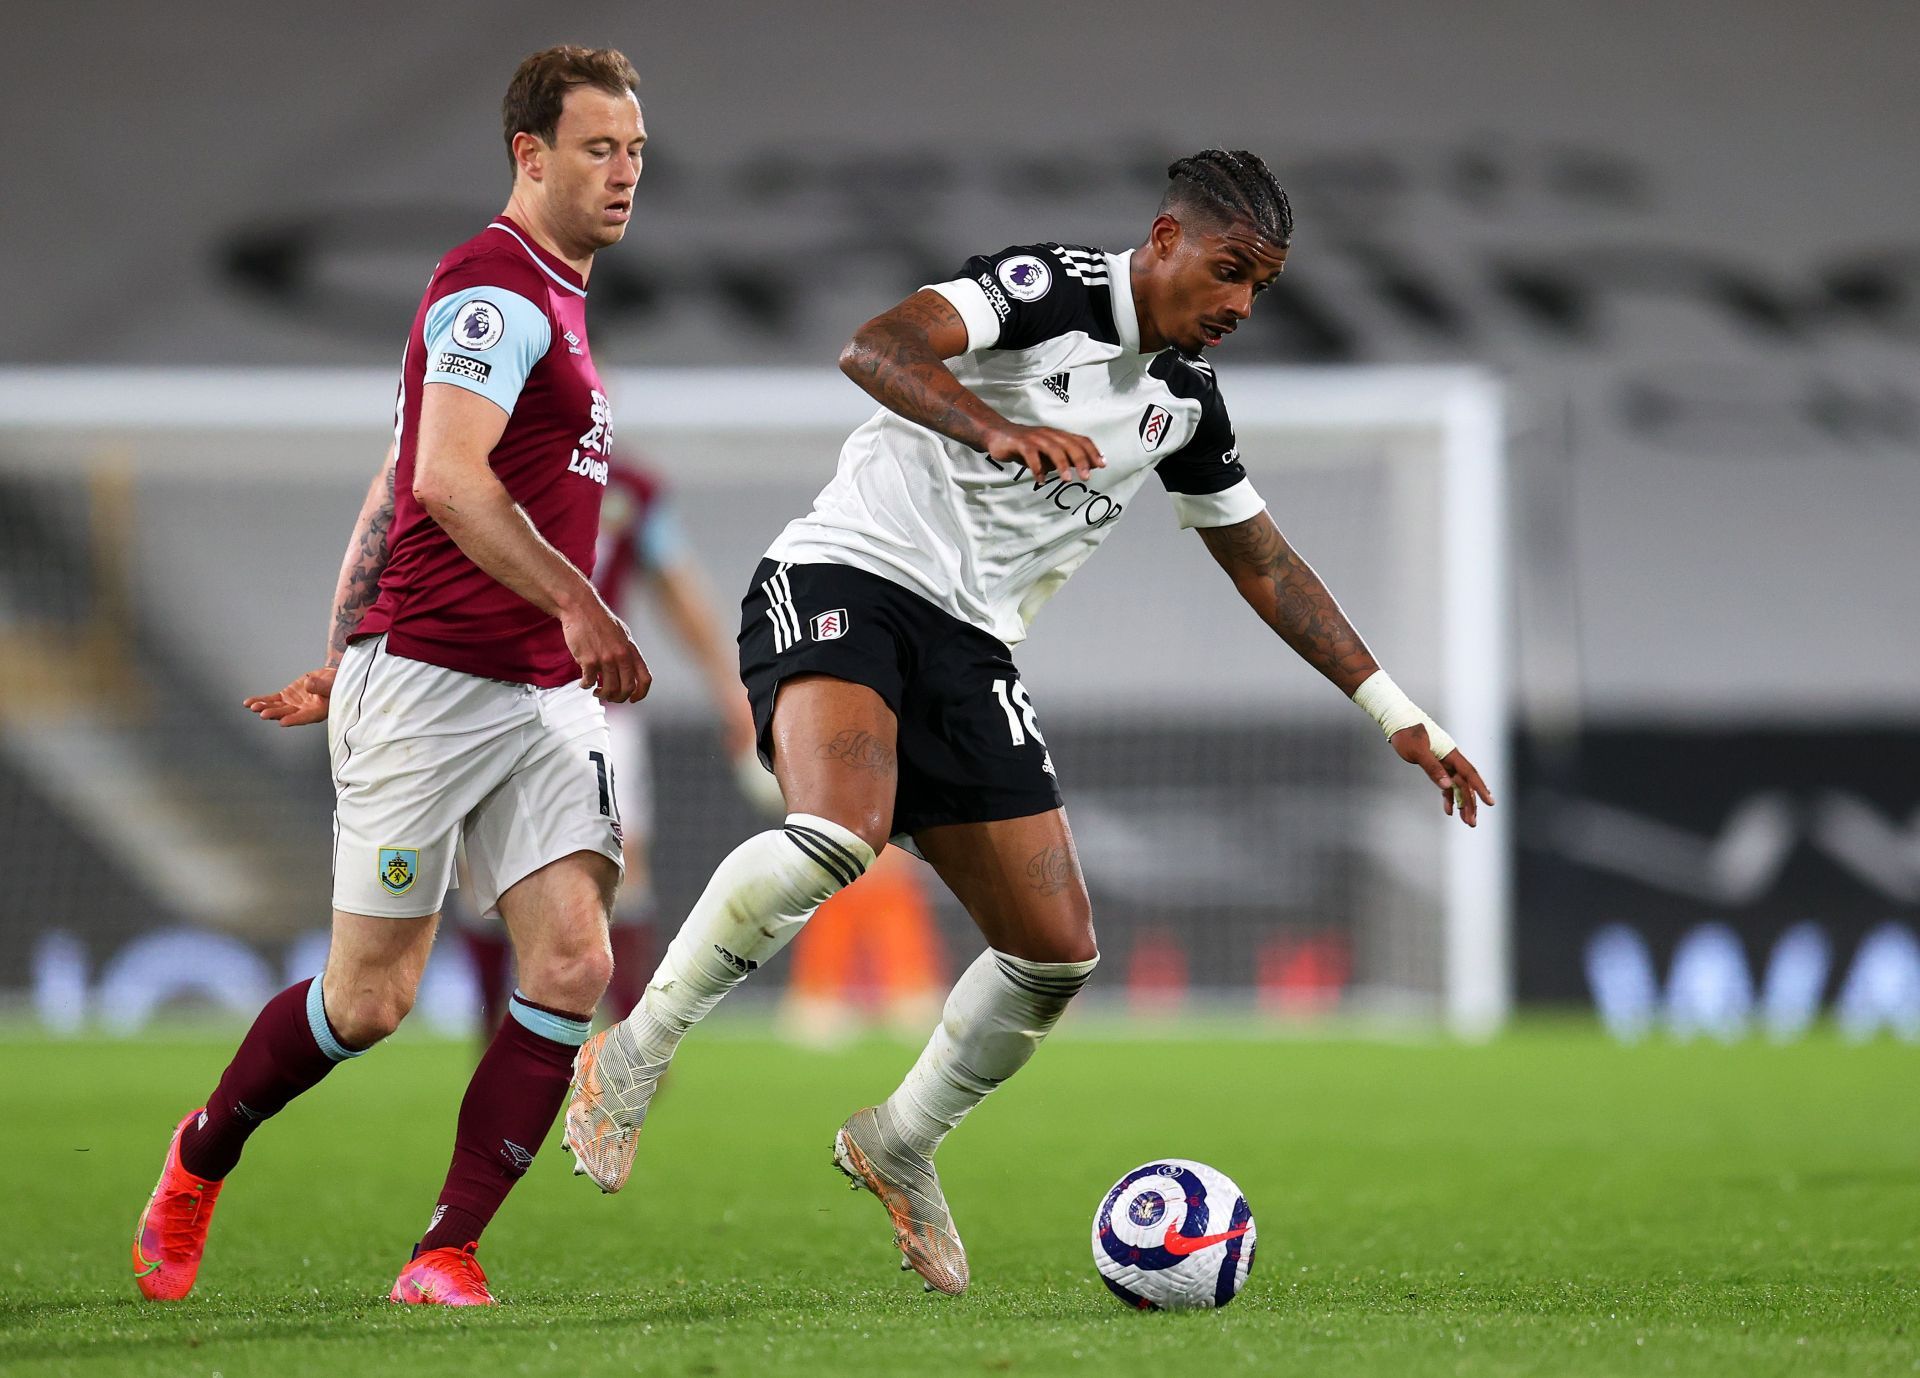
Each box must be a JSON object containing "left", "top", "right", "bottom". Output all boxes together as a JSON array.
[
  {"left": 1042, "top": 372, "right": 1070, "bottom": 404},
  {"left": 500, "top": 1139, "right": 534, "bottom": 1172},
  {"left": 563, "top": 330, "right": 583, "bottom": 355}
]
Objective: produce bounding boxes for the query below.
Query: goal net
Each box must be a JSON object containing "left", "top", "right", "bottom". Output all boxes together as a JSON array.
[{"left": 0, "top": 366, "right": 1507, "bottom": 1036}]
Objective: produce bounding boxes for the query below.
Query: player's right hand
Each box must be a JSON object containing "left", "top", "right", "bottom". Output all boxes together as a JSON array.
[
  {"left": 987, "top": 423, "right": 1105, "bottom": 482},
  {"left": 562, "top": 599, "right": 652, "bottom": 704},
  {"left": 244, "top": 667, "right": 335, "bottom": 727},
  {"left": 1388, "top": 726, "right": 1495, "bottom": 828}
]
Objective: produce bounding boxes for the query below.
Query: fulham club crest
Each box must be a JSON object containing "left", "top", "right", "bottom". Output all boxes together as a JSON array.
[
  {"left": 810, "top": 608, "right": 849, "bottom": 641},
  {"left": 1138, "top": 404, "right": 1172, "bottom": 451}
]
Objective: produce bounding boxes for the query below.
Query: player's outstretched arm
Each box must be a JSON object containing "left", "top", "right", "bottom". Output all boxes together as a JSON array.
[
  {"left": 243, "top": 443, "right": 399, "bottom": 727},
  {"left": 648, "top": 559, "right": 784, "bottom": 815},
  {"left": 839, "top": 290, "right": 1103, "bottom": 482},
  {"left": 414, "top": 383, "right": 650, "bottom": 703},
  {"left": 1197, "top": 510, "right": 1494, "bottom": 826},
  {"left": 650, "top": 560, "right": 757, "bottom": 758}
]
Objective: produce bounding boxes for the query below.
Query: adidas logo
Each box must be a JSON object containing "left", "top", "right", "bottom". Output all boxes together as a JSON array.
[
  {"left": 713, "top": 943, "right": 759, "bottom": 975},
  {"left": 1042, "top": 372, "right": 1070, "bottom": 403}
]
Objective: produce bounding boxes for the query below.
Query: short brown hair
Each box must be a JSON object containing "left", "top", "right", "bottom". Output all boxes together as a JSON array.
[{"left": 502, "top": 46, "right": 641, "bottom": 174}]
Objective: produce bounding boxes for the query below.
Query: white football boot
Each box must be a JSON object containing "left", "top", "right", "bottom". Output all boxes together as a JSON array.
[
  {"left": 833, "top": 1105, "right": 969, "bottom": 1295},
  {"left": 562, "top": 1023, "right": 666, "bottom": 1193}
]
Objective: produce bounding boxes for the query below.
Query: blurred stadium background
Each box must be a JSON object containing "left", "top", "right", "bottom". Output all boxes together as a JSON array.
[{"left": 3, "top": 0, "right": 1917, "bottom": 1044}]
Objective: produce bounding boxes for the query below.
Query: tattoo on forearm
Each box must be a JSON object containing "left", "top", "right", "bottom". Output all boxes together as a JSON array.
[
  {"left": 840, "top": 294, "right": 995, "bottom": 449},
  {"left": 1025, "top": 844, "right": 1074, "bottom": 897},
  {"left": 817, "top": 729, "right": 894, "bottom": 779},
  {"left": 327, "top": 467, "right": 396, "bottom": 662},
  {"left": 1201, "top": 515, "right": 1378, "bottom": 691}
]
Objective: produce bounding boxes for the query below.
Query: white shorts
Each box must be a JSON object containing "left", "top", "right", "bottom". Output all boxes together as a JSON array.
[
  {"left": 329, "top": 635, "right": 625, "bottom": 919},
  {"left": 604, "top": 704, "right": 654, "bottom": 842}
]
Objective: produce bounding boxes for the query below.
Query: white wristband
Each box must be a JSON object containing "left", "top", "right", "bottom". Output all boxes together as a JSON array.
[{"left": 1351, "top": 670, "right": 1456, "bottom": 760}]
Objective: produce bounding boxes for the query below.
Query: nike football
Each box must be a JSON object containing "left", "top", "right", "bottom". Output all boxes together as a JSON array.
[{"left": 1091, "top": 1159, "right": 1256, "bottom": 1310}]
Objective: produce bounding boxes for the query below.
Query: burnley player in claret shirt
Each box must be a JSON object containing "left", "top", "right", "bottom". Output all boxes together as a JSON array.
[{"left": 132, "top": 46, "right": 650, "bottom": 1307}]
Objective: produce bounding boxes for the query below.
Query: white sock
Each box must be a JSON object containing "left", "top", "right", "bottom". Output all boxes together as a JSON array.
[
  {"left": 882, "top": 947, "right": 1098, "bottom": 1156},
  {"left": 626, "top": 814, "right": 873, "bottom": 1064}
]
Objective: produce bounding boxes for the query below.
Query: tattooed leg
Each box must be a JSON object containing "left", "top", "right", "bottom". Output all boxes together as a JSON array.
[
  {"left": 816, "top": 728, "right": 896, "bottom": 781},
  {"left": 913, "top": 810, "right": 1097, "bottom": 964},
  {"left": 768, "top": 676, "right": 898, "bottom": 853},
  {"left": 1024, "top": 843, "right": 1074, "bottom": 898}
]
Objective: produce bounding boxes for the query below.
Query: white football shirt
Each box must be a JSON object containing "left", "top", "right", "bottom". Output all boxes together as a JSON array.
[{"left": 766, "top": 244, "right": 1266, "bottom": 645}]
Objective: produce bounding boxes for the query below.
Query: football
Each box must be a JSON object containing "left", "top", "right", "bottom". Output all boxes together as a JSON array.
[{"left": 1091, "top": 1159, "right": 1256, "bottom": 1310}]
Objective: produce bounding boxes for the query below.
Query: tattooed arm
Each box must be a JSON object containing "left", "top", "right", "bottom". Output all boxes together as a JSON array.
[
  {"left": 838, "top": 290, "right": 1104, "bottom": 482},
  {"left": 326, "top": 443, "right": 399, "bottom": 667},
  {"left": 1196, "top": 510, "right": 1379, "bottom": 695},
  {"left": 243, "top": 445, "right": 399, "bottom": 728},
  {"left": 1198, "top": 509, "right": 1495, "bottom": 824}
]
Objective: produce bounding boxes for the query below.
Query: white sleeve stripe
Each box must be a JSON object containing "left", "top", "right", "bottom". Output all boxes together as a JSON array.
[
  {"left": 1171, "top": 479, "right": 1267, "bottom": 530},
  {"left": 926, "top": 278, "right": 1001, "bottom": 353}
]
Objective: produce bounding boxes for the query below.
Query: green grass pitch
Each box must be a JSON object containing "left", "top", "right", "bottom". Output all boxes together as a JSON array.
[{"left": 2, "top": 1023, "right": 1914, "bottom": 1376}]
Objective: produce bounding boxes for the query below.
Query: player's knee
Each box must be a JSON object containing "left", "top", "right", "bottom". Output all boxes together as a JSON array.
[
  {"left": 573, "top": 941, "right": 616, "bottom": 1003},
  {"left": 795, "top": 804, "right": 888, "bottom": 857},
  {"left": 520, "top": 934, "right": 614, "bottom": 1011},
  {"left": 1002, "top": 895, "right": 1098, "bottom": 966},
  {"left": 1059, "top": 932, "right": 1101, "bottom": 966},
  {"left": 327, "top": 980, "right": 416, "bottom": 1047},
  {"left": 846, "top": 810, "right": 892, "bottom": 857},
  {"left": 1033, "top": 930, "right": 1100, "bottom": 966}
]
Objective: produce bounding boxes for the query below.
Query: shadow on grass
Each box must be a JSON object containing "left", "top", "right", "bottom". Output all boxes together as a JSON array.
[{"left": 0, "top": 1276, "right": 1151, "bottom": 1363}]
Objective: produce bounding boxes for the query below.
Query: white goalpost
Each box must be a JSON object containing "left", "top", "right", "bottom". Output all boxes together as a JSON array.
[{"left": 0, "top": 365, "right": 1508, "bottom": 1036}]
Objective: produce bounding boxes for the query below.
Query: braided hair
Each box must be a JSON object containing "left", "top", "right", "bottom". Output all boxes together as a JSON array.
[{"left": 1161, "top": 150, "right": 1293, "bottom": 246}]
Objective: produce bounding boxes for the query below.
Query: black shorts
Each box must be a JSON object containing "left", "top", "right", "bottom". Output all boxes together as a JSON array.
[{"left": 738, "top": 559, "right": 1063, "bottom": 837}]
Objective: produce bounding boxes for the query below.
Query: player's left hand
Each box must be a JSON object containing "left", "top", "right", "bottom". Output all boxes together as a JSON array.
[
  {"left": 1388, "top": 725, "right": 1494, "bottom": 827},
  {"left": 244, "top": 667, "right": 336, "bottom": 727}
]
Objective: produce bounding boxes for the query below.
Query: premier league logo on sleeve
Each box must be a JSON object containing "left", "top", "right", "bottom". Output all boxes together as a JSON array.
[
  {"left": 453, "top": 300, "right": 505, "bottom": 351},
  {"left": 996, "top": 255, "right": 1053, "bottom": 302}
]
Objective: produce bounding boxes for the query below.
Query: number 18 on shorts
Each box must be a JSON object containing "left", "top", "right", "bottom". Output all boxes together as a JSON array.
[{"left": 738, "top": 559, "right": 1062, "bottom": 837}]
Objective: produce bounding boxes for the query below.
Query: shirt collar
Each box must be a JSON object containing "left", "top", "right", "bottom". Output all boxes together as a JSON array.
[
  {"left": 1107, "top": 249, "right": 1143, "bottom": 354},
  {"left": 488, "top": 215, "right": 588, "bottom": 297}
]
